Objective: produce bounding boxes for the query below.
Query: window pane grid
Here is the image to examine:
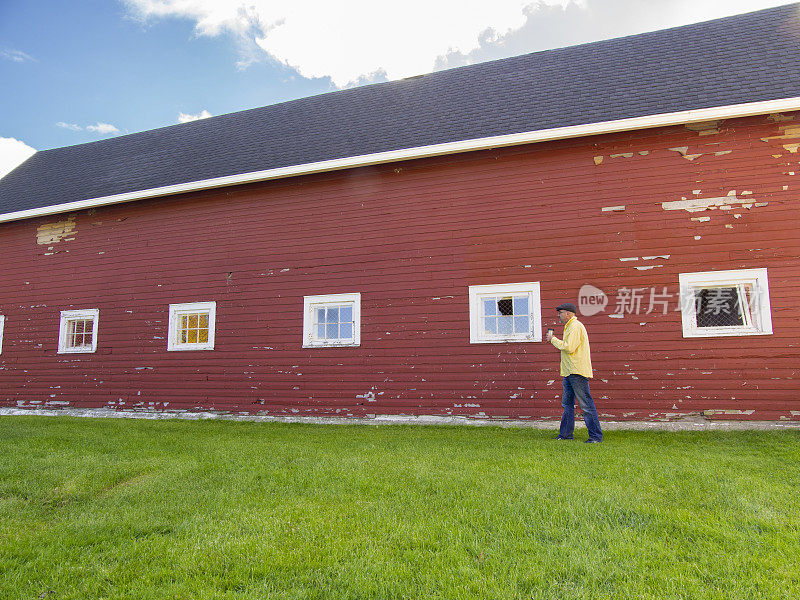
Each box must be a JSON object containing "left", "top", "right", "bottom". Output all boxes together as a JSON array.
[
  {"left": 178, "top": 311, "right": 210, "bottom": 344},
  {"left": 314, "top": 303, "right": 355, "bottom": 341},
  {"left": 66, "top": 318, "right": 94, "bottom": 348},
  {"left": 481, "top": 294, "right": 530, "bottom": 336}
]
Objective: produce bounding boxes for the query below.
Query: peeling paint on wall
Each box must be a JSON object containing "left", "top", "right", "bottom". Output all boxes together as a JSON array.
[
  {"left": 662, "top": 195, "right": 765, "bottom": 213},
  {"left": 761, "top": 124, "right": 800, "bottom": 142},
  {"left": 668, "top": 146, "right": 704, "bottom": 161},
  {"left": 684, "top": 120, "right": 721, "bottom": 136},
  {"left": 767, "top": 113, "right": 794, "bottom": 122},
  {"left": 36, "top": 216, "right": 76, "bottom": 245}
]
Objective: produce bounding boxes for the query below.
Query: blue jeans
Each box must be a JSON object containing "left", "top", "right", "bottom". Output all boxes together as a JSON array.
[{"left": 559, "top": 374, "right": 603, "bottom": 441}]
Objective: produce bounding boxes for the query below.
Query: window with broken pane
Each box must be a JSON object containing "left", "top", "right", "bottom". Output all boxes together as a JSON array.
[
  {"left": 468, "top": 282, "right": 542, "bottom": 344},
  {"left": 678, "top": 269, "right": 772, "bottom": 338}
]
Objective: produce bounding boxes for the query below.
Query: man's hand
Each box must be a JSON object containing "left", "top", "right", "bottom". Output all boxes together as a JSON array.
[{"left": 546, "top": 330, "right": 554, "bottom": 342}]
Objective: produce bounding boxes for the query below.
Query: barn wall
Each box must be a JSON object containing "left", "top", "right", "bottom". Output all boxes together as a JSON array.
[{"left": 1, "top": 112, "right": 798, "bottom": 420}]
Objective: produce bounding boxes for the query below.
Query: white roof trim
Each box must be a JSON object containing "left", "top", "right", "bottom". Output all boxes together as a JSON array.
[{"left": 3, "top": 96, "right": 800, "bottom": 224}]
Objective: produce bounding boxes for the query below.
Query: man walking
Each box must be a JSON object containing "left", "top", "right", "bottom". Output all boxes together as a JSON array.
[{"left": 546, "top": 302, "right": 603, "bottom": 443}]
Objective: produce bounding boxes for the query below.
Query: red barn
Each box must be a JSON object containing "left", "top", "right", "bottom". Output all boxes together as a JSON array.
[{"left": 1, "top": 5, "right": 799, "bottom": 422}]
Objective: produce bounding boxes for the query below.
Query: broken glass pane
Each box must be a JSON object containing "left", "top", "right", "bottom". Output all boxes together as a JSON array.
[
  {"left": 695, "top": 287, "right": 743, "bottom": 327},
  {"left": 498, "top": 297, "right": 514, "bottom": 316}
]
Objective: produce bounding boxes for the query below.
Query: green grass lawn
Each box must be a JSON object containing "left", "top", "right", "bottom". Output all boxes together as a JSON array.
[{"left": 0, "top": 417, "right": 798, "bottom": 599}]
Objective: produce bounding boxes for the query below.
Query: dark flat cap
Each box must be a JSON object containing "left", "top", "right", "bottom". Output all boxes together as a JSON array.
[{"left": 555, "top": 303, "right": 578, "bottom": 314}]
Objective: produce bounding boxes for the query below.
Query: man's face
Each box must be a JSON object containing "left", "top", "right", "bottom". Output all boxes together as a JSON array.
[{"left": 557, "top": 310, "right": 573, "bottom": 323}]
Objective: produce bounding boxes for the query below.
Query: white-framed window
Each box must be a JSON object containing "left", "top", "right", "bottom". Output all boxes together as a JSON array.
[
  {"left": 58, "top": 309, "right": 99, "bottom": 354},
  {"left": 168, "top": 301, "right": 216, "bottom": 351},
  {"left": 303, "top": 293, "right": 361, "bottom": 348},
  {"left": 469, "top": 282, "right": 542, "bottom": 343},
  {"left": 679, "top": 268, "right": 773, "bottom": 338},
  {"left": 0, "top": 315, "right": 5, "bottom": 355}
]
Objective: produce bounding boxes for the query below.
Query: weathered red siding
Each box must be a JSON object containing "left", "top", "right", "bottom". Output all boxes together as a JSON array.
[{"left": 1, "top": 113, "right": 798, "bottom": 420}]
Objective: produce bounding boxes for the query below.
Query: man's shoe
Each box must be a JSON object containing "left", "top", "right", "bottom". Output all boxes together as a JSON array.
[
  {"left": 555, "top": 436, "right": 574, "bottom": 441},
  {"left": 584, "top": 439, "right": 602, "bottom": 444}
]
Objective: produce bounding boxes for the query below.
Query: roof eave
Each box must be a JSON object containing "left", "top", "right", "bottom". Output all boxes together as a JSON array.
[{"left": 3, "top": 96, "right": 799, "bottom": 225}]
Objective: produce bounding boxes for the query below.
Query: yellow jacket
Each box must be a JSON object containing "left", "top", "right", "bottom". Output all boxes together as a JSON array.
[{"left": 550, "top": 316, "right": 593, "bottom": 378}]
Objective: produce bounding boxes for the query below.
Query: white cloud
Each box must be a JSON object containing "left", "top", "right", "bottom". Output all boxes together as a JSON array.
[
  {"left": 85, "top": 122, "right": 120, "bottom": 134},
  {"left": 0, "top": 137, "right": 36, "bottom": 180},
  {"left": 125, "top": 0, "right": 794, "bottom": 88},
  {"left": 125, "top": 0, "right": 573, "bottom": 87},
  {"left": 178, "top": 110, "right": 213, "bottom": 123},
  {"left": 436, "top": 0, "right": 797, "bottom": 70},
  {"left": 56, "top": 121, "right": 121, "bottom": 135},
  {"left": 1, "top": 49, "right": 36, "bottom": 63},
  {"left": 56, "top": 122, "right": 83, "bottom": 131}
]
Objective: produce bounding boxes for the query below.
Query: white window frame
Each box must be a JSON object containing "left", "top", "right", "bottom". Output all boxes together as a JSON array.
[
  {"left": 0, "top": 315, "right": 5, "bottom": 355},
  {"left": 679, "top": 268, "right": 772, "bottom": 338},
  {"left": 469, "top": 282, "right": 542, "bottom": 344},
  {"left": 58, "top": 309, "right": 100, "bottom": 354},
  {"left": 303, "top": 293, "right": 361, "bottom": 348},
  {"left": 168, "top": 301, "right": 217, "bottom": 351}
]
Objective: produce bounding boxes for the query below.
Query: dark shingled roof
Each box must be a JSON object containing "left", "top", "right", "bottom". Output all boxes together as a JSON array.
[{"left": 3, "top": 3, "right": 800, "bottom": 216}]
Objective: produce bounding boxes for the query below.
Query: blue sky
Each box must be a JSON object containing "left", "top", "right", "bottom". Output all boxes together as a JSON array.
[
  {"left": 0, "top": 0, "right": 794, "bottom": 176},
  {"left": 0, "top": 1, "right": 329, "bottom": 150}
]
